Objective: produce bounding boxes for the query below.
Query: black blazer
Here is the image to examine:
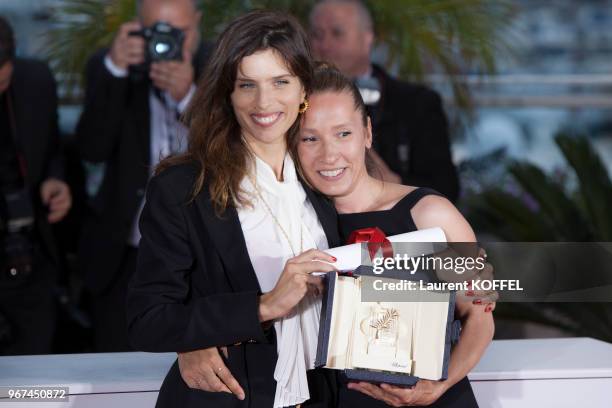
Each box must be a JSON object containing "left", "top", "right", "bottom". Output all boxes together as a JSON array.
[
  {"left": 76, "top": 45, "right": 210, "bottom": 293},
  {"left": 8, "top": 58, "right": 63, "bottom": 265},
  {"left": 127, "top": 162, "right": 340, "bottom": 408},
  {"left": 370, "top": 64, "right": 460, "bottom": 202}
]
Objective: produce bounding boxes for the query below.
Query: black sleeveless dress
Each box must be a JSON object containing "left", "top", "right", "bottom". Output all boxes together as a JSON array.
[{"left": 337, "top": 187, "right": 479, "bottom": 408}]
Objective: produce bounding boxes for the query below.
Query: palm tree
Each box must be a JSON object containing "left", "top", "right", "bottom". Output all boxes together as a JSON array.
[{"left": 465, "top": 133, "right": 612, "bottom": 342}]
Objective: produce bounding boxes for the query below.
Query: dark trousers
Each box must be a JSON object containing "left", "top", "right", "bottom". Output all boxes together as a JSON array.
[
  {"left": 91, "top": 246, "right": 138, "bottom": 352},
  {"left": 0, "top": 255, "right": 57, "bottom": 356}
]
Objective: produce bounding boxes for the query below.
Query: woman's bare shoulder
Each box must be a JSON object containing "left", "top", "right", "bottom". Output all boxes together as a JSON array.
[
  {"left": 410, "top": 194, "right": 476, "bottom": 242},
  {"left": 411, "top": 194, "right": 454, "bottom": 219}
]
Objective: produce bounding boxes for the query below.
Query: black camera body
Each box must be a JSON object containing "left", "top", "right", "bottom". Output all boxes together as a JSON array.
[
  {"left": 130, "top": 21, "right": 185, "bottom": 64},
  {"left": 0, "top": 189, "right": 35, "bottom": 281}
]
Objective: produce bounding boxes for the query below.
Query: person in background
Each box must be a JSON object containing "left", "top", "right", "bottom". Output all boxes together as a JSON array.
[
  {"left": 0, "top": 16, "right": 72, "bottom": 355},
  {"left": 309, "top": 0, "right": 460, "bottom": 202},
  {"left": 75, "top": 0, "right": 210, "bottom": 352}
]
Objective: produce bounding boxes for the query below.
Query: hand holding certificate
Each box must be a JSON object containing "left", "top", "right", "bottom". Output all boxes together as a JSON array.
[{"left": 315, "top": 227, "right": 447, "bottom": 274}]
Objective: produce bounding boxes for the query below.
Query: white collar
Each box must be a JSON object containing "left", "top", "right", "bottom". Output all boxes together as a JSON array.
[{"left": 251, "top": 153, "right": 300, "bottom": 195}]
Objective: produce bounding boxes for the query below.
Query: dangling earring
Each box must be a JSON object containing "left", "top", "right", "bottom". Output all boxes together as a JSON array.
[{"left": 299, "top": 99, "right": 309, "bottom": 114}]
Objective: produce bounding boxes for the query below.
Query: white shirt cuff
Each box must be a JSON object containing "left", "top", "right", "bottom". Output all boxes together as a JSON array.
[
  {"left": 104, "top": 54, "right": 128, "bottom": 78},
  {"left": 176, "top": 84, "right": 196, "bottom": 114}
]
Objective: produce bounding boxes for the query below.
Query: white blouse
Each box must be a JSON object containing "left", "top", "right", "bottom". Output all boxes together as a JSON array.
[{"left": 237, "top": 154, "right": 328, "bottom": 408}]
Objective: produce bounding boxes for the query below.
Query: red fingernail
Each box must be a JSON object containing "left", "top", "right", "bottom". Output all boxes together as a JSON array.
[
  {"left": 485, "top": 305, "right": 492, "bottom": 312},
  {"left": 473, "top": 299, "right": 482, "bottom": 305},
  {"left": 331, "top": 256, "right": 337, "bottom": 261}
]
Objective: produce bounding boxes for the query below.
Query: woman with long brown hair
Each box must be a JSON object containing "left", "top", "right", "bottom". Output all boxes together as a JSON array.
[{"left": 127, "top": 11, "right": 339, "bottom": 408}]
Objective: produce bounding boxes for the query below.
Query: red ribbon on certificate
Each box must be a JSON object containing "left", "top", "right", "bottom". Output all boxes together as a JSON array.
[{"left": 346, "top": 227, "right": 394, "bottom": 261}]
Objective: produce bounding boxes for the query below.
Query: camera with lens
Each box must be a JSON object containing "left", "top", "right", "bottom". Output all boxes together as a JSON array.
[
  {"left": 0, "top": 189, "right": 35, "bottom": 281},
  {"left": 129, "top": 21, "right": 185, "bottom": 65}
]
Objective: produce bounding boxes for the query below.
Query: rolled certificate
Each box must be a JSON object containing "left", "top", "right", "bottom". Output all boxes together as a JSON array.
[{"left": 319, "top": 227, "right": 447, "bottom": 273}]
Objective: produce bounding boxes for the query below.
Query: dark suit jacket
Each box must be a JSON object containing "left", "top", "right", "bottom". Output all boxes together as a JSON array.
[
  {"left": 76, "top": 46, "right": 210, "bottom": 293},
  {"left": 7, "top": 58, "right": 63, "bottom": 266},
  {"left": 370, "top": 65, "right": 460, "bottom": 202},
  {"left": 127, "top": 162, "right": 340, "bottom": 408}
]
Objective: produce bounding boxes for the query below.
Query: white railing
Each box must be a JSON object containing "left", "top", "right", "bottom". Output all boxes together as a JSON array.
[
  {"left": 424, "top": 74, "right": 612, "bottom": 108},
  {"left": 0, "top": 338, "right": 611, "bottom": 407}
]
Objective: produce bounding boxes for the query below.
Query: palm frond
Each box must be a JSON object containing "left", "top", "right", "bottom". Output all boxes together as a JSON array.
[
  {"left": 45, "top": 0, "right": 136, "bottom": 96},
  {"left": 556, "top": 133, "right": 612, "bottom": 241},
  {"left": 467, "top": 132, "right": 612, "bottom": 343},
  {"left": 370, "top": 0, "right": 517, "bottom": 108},
  {"left": 466, "top": 188, "right": 556, "bottom": 241},
  {"left": 508, "top": 161, "right": 592, "bottom": 241},
  {"left": 371, "top": 309, "right": 399, "bottom": 330}
]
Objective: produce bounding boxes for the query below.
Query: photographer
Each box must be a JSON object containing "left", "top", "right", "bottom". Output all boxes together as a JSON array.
[
  {"left": 0, "top": 16, "right": 72, "bottom": 355},
  {"left": 76, "top": 0, "right": 210, "bottom": 351}
]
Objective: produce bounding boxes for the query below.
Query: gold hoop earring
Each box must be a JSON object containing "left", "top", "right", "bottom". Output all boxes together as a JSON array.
[{"left": 299, "top": 99, "right": 309, "bottom": 114}]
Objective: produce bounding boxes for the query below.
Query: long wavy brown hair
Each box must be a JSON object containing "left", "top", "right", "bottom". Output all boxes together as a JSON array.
[{"left": 156, "top": 10, "right": 313, "bottom": 214}]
